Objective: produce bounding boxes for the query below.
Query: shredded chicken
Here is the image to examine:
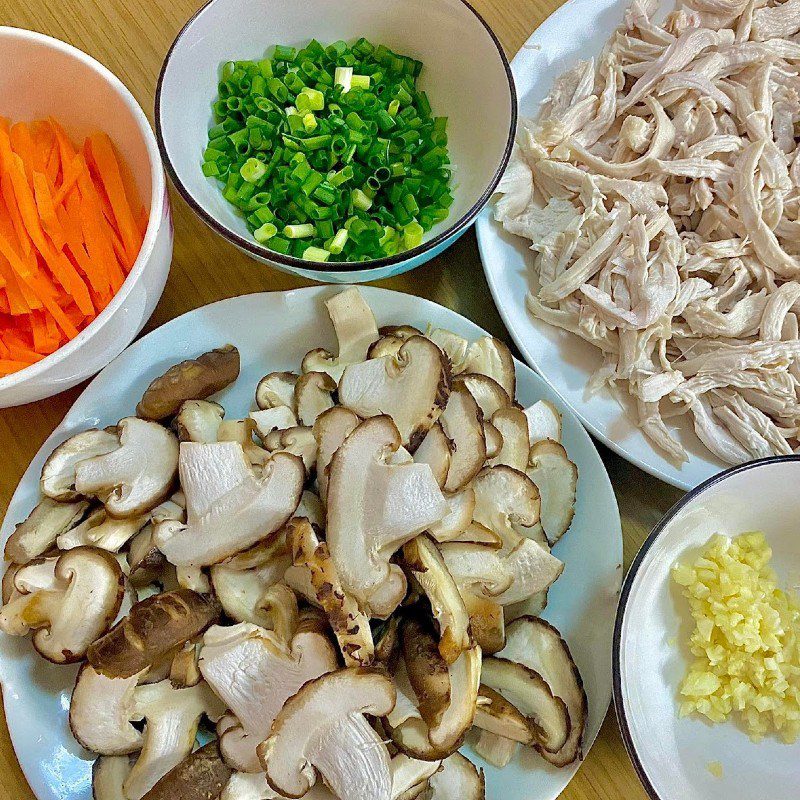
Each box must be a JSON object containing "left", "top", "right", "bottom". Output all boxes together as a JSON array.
[{"left": 496, "top": 0, "right": 800, "bottom": 466}]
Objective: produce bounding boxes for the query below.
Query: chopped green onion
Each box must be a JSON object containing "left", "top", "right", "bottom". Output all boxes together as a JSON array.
[
  {"left": 303, "top": 245, "right": 331, "bottom": 262},
  {"left": 352, "top": 188, "right": 374, "bottom": 211},
  {"left": 254, "top": 222, "right": 278, "bottom": 243},
  {"left": 240, "top": 157, "right": 267, "bottom": 183},
  {"left": 205, "top": 38, "right": 452, "bottom": 262},
  {"left": 334, "top": 66, "right": 353, "bottom": 92},
  {"left": 284, "top": 223, "right": 316, "bottom": 239}
]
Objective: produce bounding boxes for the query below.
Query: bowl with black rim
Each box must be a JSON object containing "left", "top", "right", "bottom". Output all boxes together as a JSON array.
[
  {"left": 613, "top": 456, "right": 800, "bottom": 800},
  {"left": 155, "top": 0, "right": 516, "bottom": 283}
]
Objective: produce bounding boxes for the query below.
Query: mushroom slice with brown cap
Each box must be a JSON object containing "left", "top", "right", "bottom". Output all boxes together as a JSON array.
[
  {"left": 422, "top": 753, "right": 485, "bottom": 800},
  {"left": 93, "top": 755, "right": 132, "bottom": 800},
  {"left": 426, "top": 328, "right": 470, "bottom": 373},
  {"left": 472, "top": 466, "right": 540, "bottom": 547},
  {"left": 155, "top": 442, "right": 303, "bottom": 567},
  {"left": 448, "top": 523, "right": 502, "bottom": 548},
  {"left": 488, "top": 408, "right": 529, "bottom": 472},
  {"left": 454, "top": 375, "right": 510, "bottom": 421},
  {"left": 169, "top": 641, "right": 202, "bottom": 688},
  {"left": 483, "top": 421, "right": 502, "bottom": 460},
  {"left": 499, "top": 617, "right": 587, "bottom": 767},
  {"left": 326, "top": 416, "right": 446, "bottom": 616},
  {"left": 87, "top": 588, "right": 221, "bottom": 678},
  {"left": 402, "top": 535, "right": 470, "bottom": 663},
  {"left": 199, "top": 619, "right": 337, "bottom": 773},
  {"left": 295, "top": 372, "right": 336, "bottom": 426},
  {"left": 140, "top": 741, "right": 232, "bottom": 800},
  {"left": 136, "top": 345, "right": 240, "bottom": 421},
  {"left": 526, "top": 441, "right": 578, "bottom": 546},
  {"left": 57, "top": 507, "right": 148, "bottom": 552},
  {"left": 313, "top": 406, "right": 360, "bottom": 505},
  {"left": 71, "top": 665, "right": 225, "bottom": 799},
  {"left": 218, "top": 419, "right": 273, "bottom": 470},
  {"left": 438, "top": 385, "right": 486, "bottom": 492},
  {"left": 462, "top": 594, "right": 505, "bottom": 655},
  {"left": 263, "top": 426, "right": 317, "bottom": 474},
  {"left": 4, "top": 497, "right": 89, "bottom": 563},
  {"left": 210, "top": 537, "right": 292, "bottom": 628},
  {"left": 463, "top": 337, "right": 516, "bottom": 398},
  {"left": 256, "top": 371, "right": 298, "bottom": 412},
  {"left": 523, "top": 400, "right": 562, "bottom": 445},
  {"left": 75, "top": 418, "right": 179, "bottom": 518},
  {"left": 250, "top": 407, "right": 299, "bottom": 440},
  {"left": 413, "top": 423, "right": 451, "bottom": 489},
  {"left": 0, "top": 546, "right": 124, "bottom": 663},
  {"left": 473, "top": 684, "right": 536, "bottom": 744},
  {"left": 222, "top": 771, "right": 338, "bottom": 800},
  {"left": 480, "top": 657, "right": 570, "bottom": 754},
  {"left": 338, "top": 336, "right": 450, "bottom": 451},
  {"left": 257, "top": 667, "right": 396, "bottom": 800},
  {"left": 428, "top": 488, "right": 475, "bottom": 543},
  {"left": 302, "top": 288, "right": 380, "bottom": 381},
  {"left": 40, "top": 429, "right": 119, "bottom": 501},
  {"left": 174, "top": 400, "right": 224, "bottom": 443},
  {"left": 401, "top": 615, "right": 481, "bottom": 755},
  {"left": 288, "top": 518, "right": 374, "bottom": 665}
]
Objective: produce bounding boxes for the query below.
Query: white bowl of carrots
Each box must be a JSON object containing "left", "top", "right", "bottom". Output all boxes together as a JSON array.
[{"left": 0, "top": 27, "right": 172, "bottom": 407}]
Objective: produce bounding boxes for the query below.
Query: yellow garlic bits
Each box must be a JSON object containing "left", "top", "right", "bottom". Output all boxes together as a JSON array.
[{"left": 672, "top": 532, "right": 800, "bottom": 743}]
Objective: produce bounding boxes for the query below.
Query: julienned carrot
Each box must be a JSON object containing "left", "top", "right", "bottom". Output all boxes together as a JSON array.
[
  {"left": 0, "top": 117, "right": 142, "bottom": 376},
  {"left": 86, "top": 134, "right": 142, "bottom": 264}
]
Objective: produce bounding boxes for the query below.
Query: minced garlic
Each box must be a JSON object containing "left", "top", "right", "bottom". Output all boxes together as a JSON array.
[{"left": 672, "top": 532, "right": 800, "bottom": 743}]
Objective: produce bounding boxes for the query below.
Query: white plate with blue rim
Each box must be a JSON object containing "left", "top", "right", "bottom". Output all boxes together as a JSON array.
[
  {"left": 0, "top": 285, "right": 622, "bottom": 800},
  {"left": 474, "top": 0, "right": 727, "bottom": 491}
]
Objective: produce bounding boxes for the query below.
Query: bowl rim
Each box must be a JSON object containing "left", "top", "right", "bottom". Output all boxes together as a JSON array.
[
  {"left": 153, "top": 0, "right": 517, "bottom": 276},
  {"left": 0, "top": 26, "right": 167, "bottom": 393},
  {"left": 611, "top": 454, "right": 800, "bottom": 800}
]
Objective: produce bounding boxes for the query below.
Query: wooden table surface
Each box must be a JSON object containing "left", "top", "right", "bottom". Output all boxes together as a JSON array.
[{"left": 0, "top": 0, "right": 683, "bottom": 798}]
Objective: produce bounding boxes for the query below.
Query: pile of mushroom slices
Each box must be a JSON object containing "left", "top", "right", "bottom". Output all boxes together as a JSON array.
[
  {"left": 496, "top": 0, "right": 800, "bottom": 466},
  {"left": 0, "top": 287, "right": 586, "bottom": 800}
]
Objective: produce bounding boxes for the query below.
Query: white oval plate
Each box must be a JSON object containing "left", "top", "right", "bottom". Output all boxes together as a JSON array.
[
  {"left": 614, "top": 456, "right": 800, "bottom": 800},
  {"left": 474, "top": 0, "right": 727, "bottom": 491},
  {"left": 0, "top": 286, "right": 622, "bottom": 800}
]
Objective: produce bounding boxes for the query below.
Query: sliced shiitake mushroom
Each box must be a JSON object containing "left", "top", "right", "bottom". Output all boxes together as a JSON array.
[
  {"left": 526, "top": 440, "right": 578, "bottom": 546},
  {"left": 523, "top": 400, "right": 562, "bottom": 445},
  {"left": 480, "top": 657, "right": 569, "bottom": 754},
  {"left": 137, "top": 345, "right": 240, "bottom": 421},
  {"left": 40, "top": 429, "right": 119, "bottom": 501},
  {"left": 173, "top": 400, "right": 224, "bottom": 443},
  {"left": 489, "top": 408, "right": 529, "bottom": 472},
  {"left": 87, "top": 588, "right": 221, "bottom": 678},
  {"left": 499, "top": 617, "right": 587, "bottom": 766},
  {"left": 140, "top": 741, "right": 232, "bottom": 800},
  {"left": 256, "top": 371, "right": 298, "bottom": 411},
  {"left": 454, "top": 375, "right": 511, "bottom": 421},
  {"left": 338, "top": 336, "right": 451, "bottom": 451},
  {"left": 294, "top": 371, "right": 336, "bottom": 426},
  {"left": 4, "top": 496, "right": 89, "bottom": 563},
  {"left": 402, "top": 534, "right": 470, "bottom": 664},
  {"left": 423, "top": 752, "right": 485, "bottom": 800},
  {"left": 438, "top": 385, "right": 486, "bottom": 492}
]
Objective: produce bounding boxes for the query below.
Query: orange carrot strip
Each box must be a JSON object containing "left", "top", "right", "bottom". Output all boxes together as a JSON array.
[
  {"left": 49, "top": 118, "right": 76, "bottom": 165},
  {"left": 9, "top": 123, "right": 36, "bottom": 183},
  {"left": 33, "top": 172, "right": 66, "bottom": 251},
  {"left": 56, "top": 204, "right": 107, "bottom": 295},
  {"left": 136, "top": 206, "right": 149, "bottom": 239},
  {"left": 9, "top": 155, "right": 93, "bottom": 314},
  {"left": 53, "top": 152, "right": 86, "bottom": 207},
  {"left": 5, "top": 340, "right": 44, "bottom": 363},
  {"left": 0, "top": 173, "right": 33, "bottom": 257},
  {"left": 0, "top": 127, "right": 13, "bottom": 173},
  {"left": 43, "top": 308, "right": 60, "bottom": 345},
  {"left": 46, "top": 138, "right": 61, "bottom": 185},
  {"left": 0, "top": 250, "right": 29, "bottom": 315},
  {"left": 86, "top": 133, "right": 141, "bottom": 263},
  {"left": 0, "top": 359, "right": 32, "bottom": 375},
  {"left": 75, "top": 173, "right": 118, "bottom": 292},
  {"left": 0, "top": 118, "right": 9, "bottom": 133},
  {"left": 0, "top": 294, "right": 10, "bottom": 315}
]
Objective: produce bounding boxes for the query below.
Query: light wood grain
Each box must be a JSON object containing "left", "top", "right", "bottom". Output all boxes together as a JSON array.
[{"left": 0, "top": 0, "right": 682, "bottom": 798}]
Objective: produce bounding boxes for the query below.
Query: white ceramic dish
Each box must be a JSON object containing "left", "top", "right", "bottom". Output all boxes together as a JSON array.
[
  {"left": 155, "top": 0, "right": 516, "bottom": 283},
  {"left": 614, "top": 456, "right": 800, "bottom": 800},
  {"left": 474, "top": 0, "right": 726, "bottom": 491},
  {"left": 0, "top": 285, "right": 622, "bottom": 800},
  {"left": 0, "top": 27, "right": 173, "bottom": 408}
]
